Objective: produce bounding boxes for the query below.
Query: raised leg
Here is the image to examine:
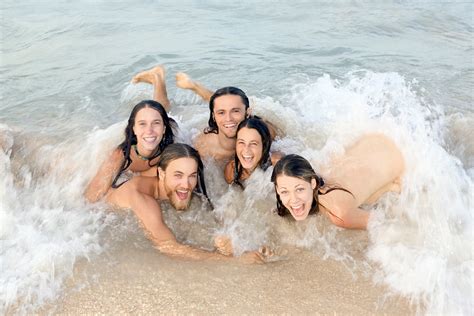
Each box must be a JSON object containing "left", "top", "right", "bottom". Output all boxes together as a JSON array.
[
  {"left": 364, "top": 177, "right": 402, "bottom": 205},
  {"left": 132, "top": 65, "right": 171, "bottom": 111},
  {"left": 176, "top": 72, "right": 214, "bottom": 102}
]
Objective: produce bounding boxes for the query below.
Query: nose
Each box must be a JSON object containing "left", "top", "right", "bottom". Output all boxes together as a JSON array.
[
  {"left": 288, "top": 191, "right": 298, "bottom": 203},
  {"left": 180, "top": 177, "right": 191, "bottom": 189},
  {"left": 146, "top": 123, "right": 153, "bottom": 133},
  {"left": 224, "top": 112, "right": 232, "bottom": 122}
]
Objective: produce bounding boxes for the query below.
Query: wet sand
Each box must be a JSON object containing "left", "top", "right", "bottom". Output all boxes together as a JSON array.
[{"left": 45, "top": 238, "right": 413, "bottom": 315}]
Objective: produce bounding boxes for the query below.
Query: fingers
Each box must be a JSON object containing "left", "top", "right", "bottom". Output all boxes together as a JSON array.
[{"left": 258, "top": 246, "right": 273, "bottom": 257}]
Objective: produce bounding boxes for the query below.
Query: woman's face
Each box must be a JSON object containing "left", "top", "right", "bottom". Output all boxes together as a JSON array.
[
  {"left": 236, "top": 127, "right": 263, "bottom": 172},
  {"left": 133, "top": 107, "right": 166, "bottom": 154},
  {"left": 275, "top": 174, "right": 316, "bottom": 221}
]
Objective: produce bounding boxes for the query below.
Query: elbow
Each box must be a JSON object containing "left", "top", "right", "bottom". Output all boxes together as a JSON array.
[{"left": 327, "top": 208, "right": 354, "bottom": 229}]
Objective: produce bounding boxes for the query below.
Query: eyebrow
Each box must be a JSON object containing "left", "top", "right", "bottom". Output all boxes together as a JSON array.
[
  {"left": 137, "top": 118, "right": 162, "bottom": 122},
  {"left": 278, "top": 184, "right": 304, "bottom": 190}
]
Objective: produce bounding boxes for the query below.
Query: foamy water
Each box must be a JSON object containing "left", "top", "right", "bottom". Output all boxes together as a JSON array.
[
  {"left": 1, "top": 1, "right": 472, "bottom": 314},
  {"left": 1, "top": 70, "right": 472, "bottom": 314}
]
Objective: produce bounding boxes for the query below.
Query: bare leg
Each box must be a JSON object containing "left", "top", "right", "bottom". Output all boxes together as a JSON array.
[
  {"left": 364, "top": 177, "right": 402, "bottom": 205},
  {"left": 176, "top": 72, "right": 214, "bottom": 102},
  {"left": 132, "top": 65, "right": 171, "bottom": 111}
]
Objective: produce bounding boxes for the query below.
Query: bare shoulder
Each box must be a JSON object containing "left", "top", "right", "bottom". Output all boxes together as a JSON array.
[
  {"left": 224, "top": 160, "right": 235, "bottom": 184},
  {"left": 194, "top": 132, "right": 218, "bottom": 157},
  {"left": 110, "top": 147, "right": 125, "bottom": 162},
  {"left": 106, "top": 176, "right": 158, "bottom": 208}
]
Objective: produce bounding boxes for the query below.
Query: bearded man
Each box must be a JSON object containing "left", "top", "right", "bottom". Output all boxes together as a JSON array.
[{"left": 105, "top": 143, "right": 264, "bottom": 263}]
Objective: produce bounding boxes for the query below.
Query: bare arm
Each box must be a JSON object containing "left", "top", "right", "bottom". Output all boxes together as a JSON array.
[
  {"left": 318, "top": 190, "right": 369, "bottom": 230},
  {"left": 263, "top": 119, "right": 279, "bottom": 140},
  {"left": 84, "top": 148, "right": 124, "bottom": 203},
  {"left": 107, "top": 177, "right": 264, "bottom": 263},
  {"left": 270, "top": 151, "right": 283, "bottom": 166}
]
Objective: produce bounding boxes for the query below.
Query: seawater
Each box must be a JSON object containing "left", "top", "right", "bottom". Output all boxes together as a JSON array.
[{"left": 1, "top": 1, "right": 472, "bottom": 314}]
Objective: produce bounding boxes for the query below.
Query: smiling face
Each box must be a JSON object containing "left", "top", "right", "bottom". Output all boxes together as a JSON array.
[
  {"left": 275, "top": 174, "right": 316, "bottom": 221},
  {"left": 133, "top": 107, "right": 166, "bottom": 155},
  {"left": 236, "top": 127, "right": 263, "bottom": 172},
  {"left": 159, "top": 157, "right": 198, "bottom": 210},
  {"left": 213, "top": 94, "right": 247, "bottom": 138}
]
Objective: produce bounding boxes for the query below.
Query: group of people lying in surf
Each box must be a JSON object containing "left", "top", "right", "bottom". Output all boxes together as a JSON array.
[{"left": 84, "top": 65, "right": 405, "bottom": 263}]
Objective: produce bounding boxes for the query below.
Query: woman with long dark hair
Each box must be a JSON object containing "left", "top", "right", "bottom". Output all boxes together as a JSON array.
[
  {"left": 271, "top": 134, "right": 404, "bottom": 229},
  {"left": 85, "top": 99, "right": 175, "bottom": 202},
  {"left": 224, "top": 117, "right": 274, "bottom": 186}
]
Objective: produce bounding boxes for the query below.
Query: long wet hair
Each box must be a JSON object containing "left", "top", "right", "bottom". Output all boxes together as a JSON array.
[
  {"left": 270, "top": 154, "right": 352, "bottom": 219},
  {"left": 232, "top": 118, "right": 272, "bottom": 187},
  {"left": 111, "top": 100, "right": 176, "bottom": 188},
  {"left": 157, "top": 143, "right": 211, "bottom": 207},
  {"left": 204, "top": 86, "right": 250, "bottom": 134}
]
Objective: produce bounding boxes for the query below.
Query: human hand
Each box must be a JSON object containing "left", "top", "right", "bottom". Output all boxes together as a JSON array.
[{"left": 237, "top": 251, "right": 266, "bottom": 264}]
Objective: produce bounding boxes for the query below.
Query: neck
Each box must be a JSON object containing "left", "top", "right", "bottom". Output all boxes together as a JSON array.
[
  {"left": 134, "top": 144, "right": 153, "bottom": 160},
  {"left": 157, "top": 178, "right": 168, "bottom": 201},
  {"left": 241, "top": 166, "right": 255, "bottom": 181},
  {"left": 217, "top": 132, "right": 236, "bottom": 151}
]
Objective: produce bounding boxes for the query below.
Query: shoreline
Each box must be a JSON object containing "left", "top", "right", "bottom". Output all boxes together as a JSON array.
[{"left": 43, "top": 240, "right": 413, "bottom": 315}]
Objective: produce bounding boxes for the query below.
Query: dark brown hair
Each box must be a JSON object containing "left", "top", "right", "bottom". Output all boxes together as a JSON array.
[{"left": 270, "top": 154, "right": 352, "bottom": 219}]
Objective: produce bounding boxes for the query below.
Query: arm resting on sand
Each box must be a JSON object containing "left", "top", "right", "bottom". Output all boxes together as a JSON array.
[
  {"left": 107, "top": 177, "right": 264, "bottom": 263},
  {"left": 84, "top": 148, "right": 124, "bottom": 203}
]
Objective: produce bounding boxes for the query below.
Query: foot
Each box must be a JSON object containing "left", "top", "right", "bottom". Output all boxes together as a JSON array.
[
  {"left": 390, "top": 177, "right": 402, "bottom": 193},
  {"left": 132, "top": 65, "right": 166, "bottom": 84},
  {"left": 175, "top": 72, "right": 196, "bottom": 90}
]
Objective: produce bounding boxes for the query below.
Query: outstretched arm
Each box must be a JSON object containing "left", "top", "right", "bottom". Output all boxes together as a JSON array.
[
  {"left": 84, "top": 148, "right": 124, "bottom": 203},
  {"left": 107, "top": 176, "right": 264, "bottom": 263}
]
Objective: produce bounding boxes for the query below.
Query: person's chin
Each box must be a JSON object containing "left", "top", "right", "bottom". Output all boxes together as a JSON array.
[
  {"left": 170, "top": 197, "right": 191, "bottom": 210},
  {"left": 220, "top": 129, "right": 237, "bottom": 139}
]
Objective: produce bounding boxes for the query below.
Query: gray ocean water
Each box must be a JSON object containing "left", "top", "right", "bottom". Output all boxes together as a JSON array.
[{"left": 1, "top": 1, "right": 473, "bottom": 314}]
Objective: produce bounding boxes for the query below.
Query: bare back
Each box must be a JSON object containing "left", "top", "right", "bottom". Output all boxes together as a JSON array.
[
  {"left": 321, "top": 134, "right": 404, "bottom": 205},
  {"left": 315, "top": 134, "right": 404, "bottom": 229}
]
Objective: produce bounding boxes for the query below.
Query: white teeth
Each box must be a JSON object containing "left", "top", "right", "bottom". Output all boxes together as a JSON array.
[
  {"left": 177, "top": 190, "right": 188, "bottom": 193},
  {"left": 224, "top": 124, "right": 236, "bottom": 128},
  {"left": 292, "top": 205, "right": 304, "bottom": 213},
  {"left": 143, "top": 137, "right": 157, "bottom": 142},
  {"left": 242, "top": 155, "right": 253, "bottom": 162}
]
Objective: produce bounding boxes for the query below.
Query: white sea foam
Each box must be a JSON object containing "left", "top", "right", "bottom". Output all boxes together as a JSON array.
[
  {"left": 205, "top": 71, "right": 472, "bottom": 314},
  {"left": 1, "top": 71, "right": 471, "bottom": 314},
  {"left": 0, "top": 123, "right": 126, "bottom": 314}
]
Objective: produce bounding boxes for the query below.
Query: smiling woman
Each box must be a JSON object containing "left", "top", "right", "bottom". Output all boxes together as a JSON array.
[
  {"left": 224, "top": 117, "right": 273, "bottom": 186},
  {"left": 271, "top": 134, "right": 404, "bottom": 229},
  {"left": 84, "top": 100, "right": 175, "bottom": 202}
]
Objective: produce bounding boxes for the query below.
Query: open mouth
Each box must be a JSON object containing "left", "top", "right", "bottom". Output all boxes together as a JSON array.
[
  {"left": 290, "top": 204, "right": 305, "bottom": 216},
  {"left": 176, "top": 189, "right": 190, "bottom": 200},
  {"left": 143, "top": 136, "right": 158, "bottom": 145},
  {"left": 241, "top": 154, "right": 254, "bottom": 164}
]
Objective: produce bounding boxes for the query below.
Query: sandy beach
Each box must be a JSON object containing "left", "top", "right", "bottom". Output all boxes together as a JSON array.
[{"left": 45, "top": 237, "right": 413, "bottom": 315}]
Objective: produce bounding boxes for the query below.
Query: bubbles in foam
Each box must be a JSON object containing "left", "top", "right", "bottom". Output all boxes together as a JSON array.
[
  {"left": 0, "top": 123, "right": 127, "bottom": 314},
  {"left": 2, "top": 70, "right": 471, "bottom": 314},
  {"left": 208, "top": 70, "right": 472, "bottom": 314}
]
